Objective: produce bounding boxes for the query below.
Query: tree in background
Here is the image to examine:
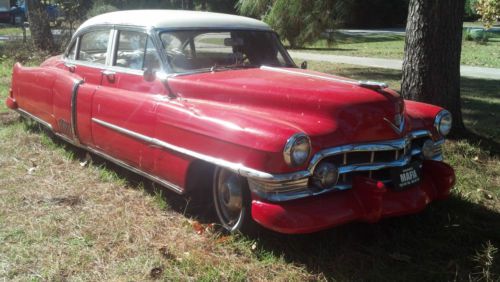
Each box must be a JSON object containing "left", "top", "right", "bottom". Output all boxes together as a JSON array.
[
  {"left": 401, "top": 0, "right": 466, "bottom": 134},
  {"left": 197, "top": 0, "right": 237, "bottom": 13},
  {"left": 237, "top": 0, "right": 338, "bottom": 48},
  {"left": 464, "top": 0, "right": 480, "bottom": 21},
  {"left": 56, "top": 0, "right": 93, "bottom": 37},
  {"left": 476, "top": 0, "right": 500, "bottom": 28},
  {"left": 26, "top": 0, "right": 55, "bottom": 52}
]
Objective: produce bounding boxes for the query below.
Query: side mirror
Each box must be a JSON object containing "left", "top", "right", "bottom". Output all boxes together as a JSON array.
[
  {"left": 143, "top": 67, "right": 156, "bottom": 82},
  {"left": 300, "top": 61, "right": 308, "bottom": 69}
]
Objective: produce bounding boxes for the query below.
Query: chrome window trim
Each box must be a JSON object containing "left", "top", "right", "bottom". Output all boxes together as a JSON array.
[
  {"left": 63, "top": 24, "right": 170, "bottom": 75},
  {"left": 71, "top": 27, "right": 114, "bottom": 66},
  {"left": 65, "top": 25, "right": 294, "bottom": 76}
]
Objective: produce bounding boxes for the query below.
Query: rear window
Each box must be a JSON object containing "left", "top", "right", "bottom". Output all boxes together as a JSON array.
[{"left": 77, "top": 29, "right": 111, "bottom": 65}]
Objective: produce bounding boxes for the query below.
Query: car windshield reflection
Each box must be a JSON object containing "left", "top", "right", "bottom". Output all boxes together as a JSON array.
[{"left": 159, "top": 30, "right": 295, "bottom": 73}]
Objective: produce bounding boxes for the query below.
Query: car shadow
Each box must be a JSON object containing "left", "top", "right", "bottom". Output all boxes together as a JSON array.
[{"left": 246, "top": 196, "right": 500, "bottom": 281}]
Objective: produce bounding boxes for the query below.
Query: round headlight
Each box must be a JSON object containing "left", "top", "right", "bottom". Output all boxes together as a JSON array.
[
  {"left": 435, "top": 110, "right": 452, "bottom": 136},
  {"left": 312, "top": 162, "right": 339, "bottom": 189},
  {"left": 283, "top": 133, "right": 311, "bottom": 167},
  {"left": 422, "top": 139, "right": 435, "bottom": 160}
]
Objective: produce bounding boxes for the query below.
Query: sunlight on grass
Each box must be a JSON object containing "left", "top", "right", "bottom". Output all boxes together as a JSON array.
[{"left": 293, "top": 31, "right": 500, "bottom": 68}]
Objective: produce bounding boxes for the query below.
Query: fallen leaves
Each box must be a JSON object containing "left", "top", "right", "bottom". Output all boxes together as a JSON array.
[{"left": 189, "top": 220, "right": 215, "bottom": 235}]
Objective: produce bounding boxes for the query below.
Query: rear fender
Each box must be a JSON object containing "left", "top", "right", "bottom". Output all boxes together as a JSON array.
[{"left": 12, "top": 63, "right": 81, "bottom": 128}]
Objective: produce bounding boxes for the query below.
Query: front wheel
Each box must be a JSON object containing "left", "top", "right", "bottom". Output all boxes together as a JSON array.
[{"left": 213, "top": 168, "right": 254, "bottom": 233}]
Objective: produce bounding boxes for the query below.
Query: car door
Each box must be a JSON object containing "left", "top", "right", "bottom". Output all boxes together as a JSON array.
[
  {"left": 59, "top": 28, "right": 113, "bottom": 146},
  {"left": 91, "top": 28, "right": 166, "bottom": 169}
]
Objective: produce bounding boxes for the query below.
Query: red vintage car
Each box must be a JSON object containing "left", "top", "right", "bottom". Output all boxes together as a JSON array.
[{"left": 6, "top": 10, "right": 455, "bottom": 234}]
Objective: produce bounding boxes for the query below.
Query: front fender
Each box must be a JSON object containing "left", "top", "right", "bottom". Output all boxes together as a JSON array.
[
  {"left": 405, "top": 100, "right": 443, "bottom": 139},
  {"left": 154, "top": 99, "right": 299, "bottom": 174}
]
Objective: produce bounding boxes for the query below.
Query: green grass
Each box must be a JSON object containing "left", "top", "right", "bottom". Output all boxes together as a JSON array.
[
  {"left": 294, "top": 31, "right": 500, "bottom": 68},
  {"left": 0, "top": 45, "right": 499, "bottom": 281},
  {"left": 0, "top": 24, "right": 28, "bottom": 36}
]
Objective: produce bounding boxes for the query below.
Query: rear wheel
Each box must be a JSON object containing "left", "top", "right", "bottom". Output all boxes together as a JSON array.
[{"left": 213, "top": 168, "right": 253, "bottom": 233}]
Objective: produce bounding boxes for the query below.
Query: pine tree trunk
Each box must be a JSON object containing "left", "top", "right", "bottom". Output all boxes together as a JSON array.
[
  {"left": 26, "top": 0, "right": 55, "bottom": 52},
  {"left": 401, "top": 0, "right": 466, "bottom": 134}
]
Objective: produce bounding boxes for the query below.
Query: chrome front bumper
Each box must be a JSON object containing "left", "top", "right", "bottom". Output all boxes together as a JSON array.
[{"left": 248, "top": 130, "right": 444, "bottom": 202}]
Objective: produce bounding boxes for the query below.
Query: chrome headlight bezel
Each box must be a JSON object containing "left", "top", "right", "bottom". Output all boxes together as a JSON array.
[
  {"left": 434, "top": 110, "right": 452, "bottom": 136},
  {"left": 283, "top": 133, "right": 311, "bottom": 167}
]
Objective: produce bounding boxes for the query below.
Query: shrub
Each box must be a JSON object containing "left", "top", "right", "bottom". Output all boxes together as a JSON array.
[
  {"left": 0, "top": 40, "right": 52, "bottom": 64},
  {"left": 464, "top": 28, "right": 490, "bottom": 43}
]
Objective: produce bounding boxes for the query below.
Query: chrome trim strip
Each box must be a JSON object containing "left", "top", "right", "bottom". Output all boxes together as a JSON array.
[
  {"left": 70, "top": 79, "right": 84, "bottom": 144},
  {"left": 384, "top": 116, "right": 405, "bottom": 135},
  {"left": 16, "top": 107, "right": 184, "bottom": 194},
  {"left": 16, "top": 108, "right": 52, "bottom": 129},
  {"left": 85, "top": 145, "right": 184, "bottom": 193},
  {"left": 307, "top": 135, "right": 419, "bottom": 173},
  {"left": 260, "top": 66, "right": 360, "bottom": 85},
  {"left": 18, "top": 108, "right": 445, "bottom": 202},
  {"left": 91, "top": 118, "right": 276, "bottom": 180},
  {"left": 338, "top": 155, "right": 412, "bottom": 174},
  {"left": 54, "top": 131, "right": 183, "bottom": 193}
]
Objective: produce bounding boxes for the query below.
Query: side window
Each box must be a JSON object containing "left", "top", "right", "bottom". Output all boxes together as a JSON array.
[
  {"left": 78, "top": 30, "right": 110, "bottom": 64},
  {"left": 115, "top": 30, "right": 162, "bottom": 71}
]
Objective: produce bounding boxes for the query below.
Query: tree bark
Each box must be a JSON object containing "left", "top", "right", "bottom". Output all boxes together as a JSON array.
[
  {"left": 26, "top": 0, "right": 55, "bottom": 52},
  {"left": 401, "top": 0, "right": 466, "bottom": 134}
]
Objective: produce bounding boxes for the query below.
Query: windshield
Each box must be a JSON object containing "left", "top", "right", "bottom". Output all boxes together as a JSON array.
[{"left": 159, "top": 30, "right": 295, "bottom": 73}]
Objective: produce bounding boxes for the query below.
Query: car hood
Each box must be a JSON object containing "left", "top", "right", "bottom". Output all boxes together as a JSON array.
[{"left": 166, "top": 67, "right": 411, "bottom": 150}]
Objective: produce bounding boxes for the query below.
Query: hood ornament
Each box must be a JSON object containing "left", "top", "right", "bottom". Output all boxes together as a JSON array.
[{"left": 358, "top": 81, "right": 388, "bottom": 90}]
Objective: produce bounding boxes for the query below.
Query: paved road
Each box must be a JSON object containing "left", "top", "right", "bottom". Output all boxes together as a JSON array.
[
  {"left": 336, "top": 27, "right": 500, "bottom": 36},
  {"left": 289, "top": 51, "right": 500, "bottom": 80}
]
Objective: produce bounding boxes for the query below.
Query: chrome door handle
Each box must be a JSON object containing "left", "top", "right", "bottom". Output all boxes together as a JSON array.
[
  {"left": 101, "top": 70, "right": 116, "bottom": 76},
  {"left": 101, "top": 70, "right": 116, "bottom": 82},
  {"left": 64, "top": 62, "right": 76, "bottom": 72}
]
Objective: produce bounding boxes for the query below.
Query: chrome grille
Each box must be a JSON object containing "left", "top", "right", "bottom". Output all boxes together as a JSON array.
[
  {"left": 329, "top": 136, "right": 437, "bottom": 189},
  {"left": 247, "top": 130, "right": 445, "bottom": 202}
]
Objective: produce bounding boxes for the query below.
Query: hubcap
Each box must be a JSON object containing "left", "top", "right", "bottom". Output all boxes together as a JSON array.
[{"left": 214, "top": 169, "right": 243, "bottom": 228}]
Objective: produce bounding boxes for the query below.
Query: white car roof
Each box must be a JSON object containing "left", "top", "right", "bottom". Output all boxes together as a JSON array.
[{"left": 77, "top": 10, "right": 272, "bottom": 32}]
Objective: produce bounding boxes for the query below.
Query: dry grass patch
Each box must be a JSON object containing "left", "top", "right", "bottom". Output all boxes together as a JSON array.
[{"left": 0, "top": 119, "right": 319, "bottom": 281}]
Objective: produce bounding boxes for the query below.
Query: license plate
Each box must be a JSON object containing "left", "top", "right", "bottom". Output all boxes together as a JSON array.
[{"left": 390, "top": 162, "right": 422, "bottom": 190}]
